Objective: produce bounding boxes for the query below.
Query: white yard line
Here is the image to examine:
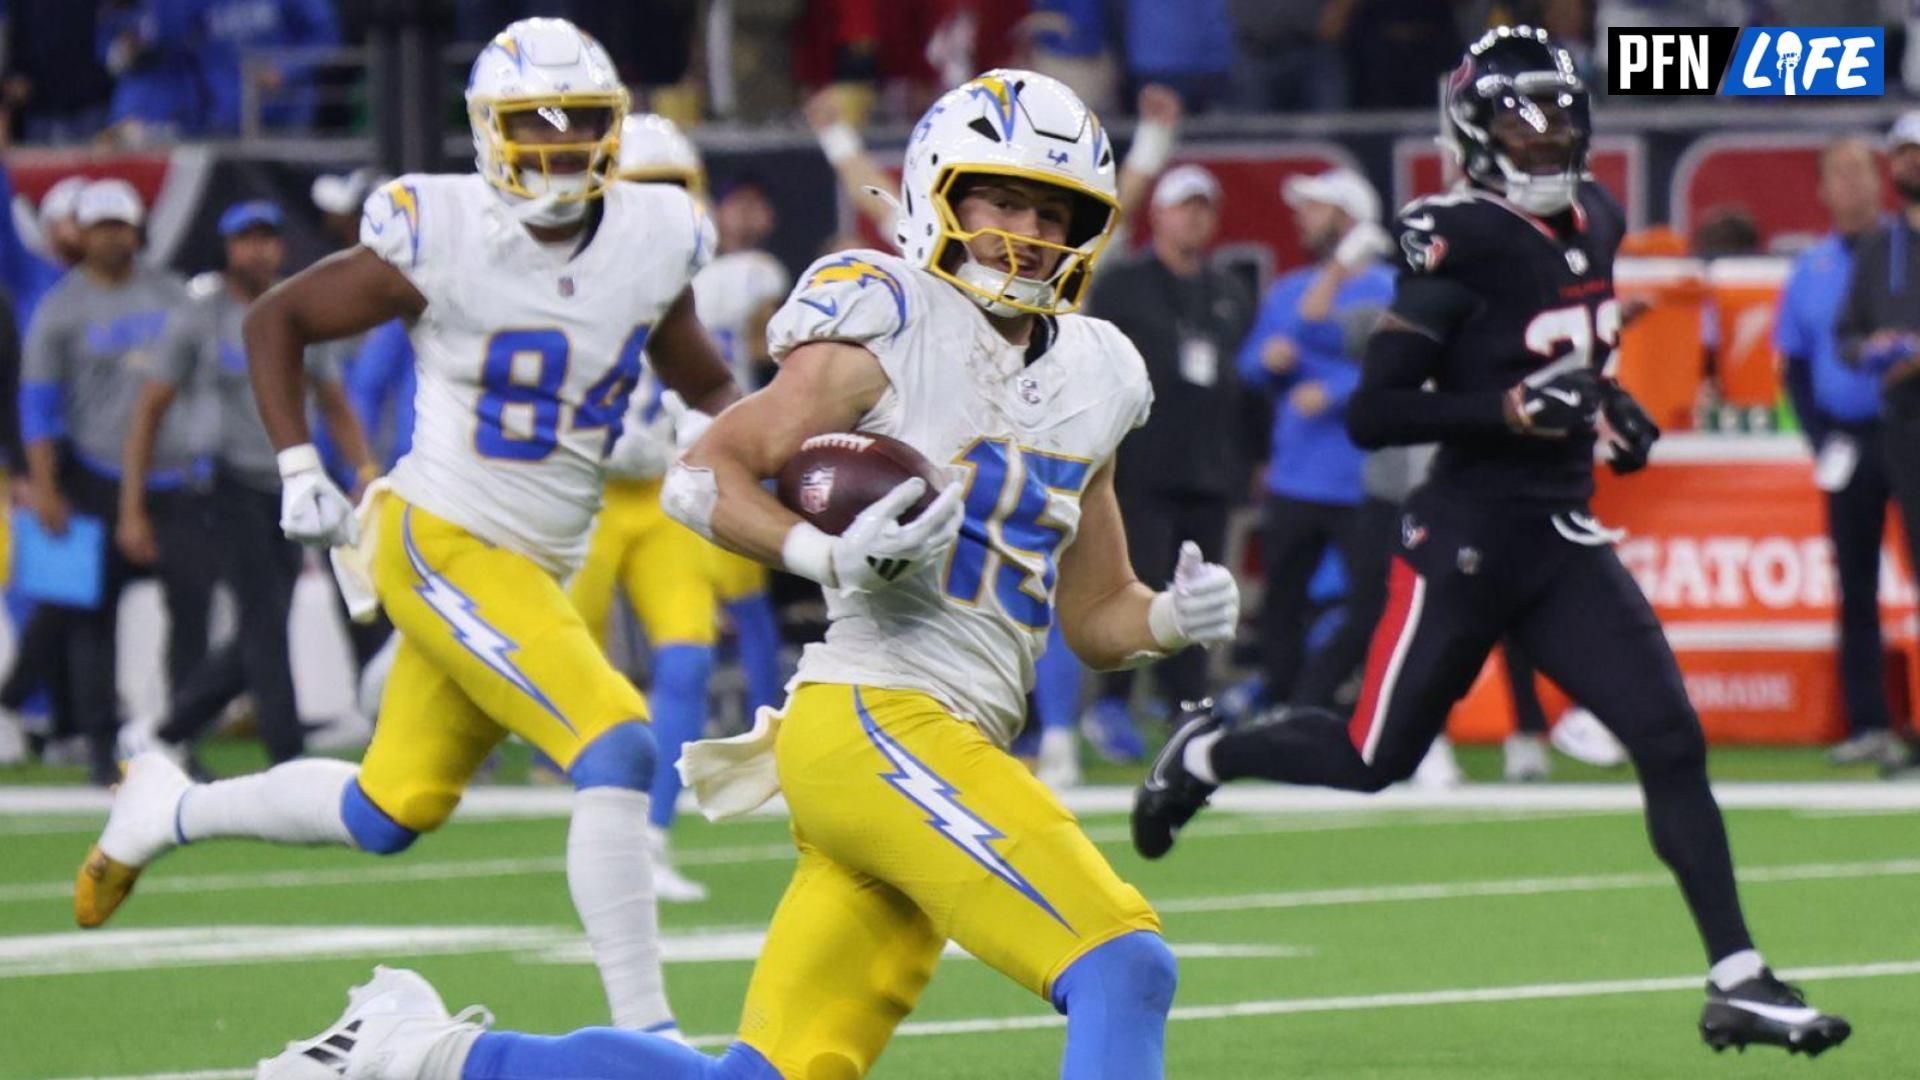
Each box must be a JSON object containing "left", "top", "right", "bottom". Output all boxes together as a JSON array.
[
  {"left": 64, "top": 958, "right": 1920, "bottom": 1076},
  {"left": 9, "top": 781, "right": 1920, "bottom": 820},
  {"left": 1155, "top": 857, "right": 1920, "bottom": 914},
  {"left": 0, "top": 811, "right": 1613, "bottom": 905}
]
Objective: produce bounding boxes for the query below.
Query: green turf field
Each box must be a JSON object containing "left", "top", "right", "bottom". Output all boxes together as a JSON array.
[{"left": 2, "top": 745, "right": 1916, "bottom": 1078}]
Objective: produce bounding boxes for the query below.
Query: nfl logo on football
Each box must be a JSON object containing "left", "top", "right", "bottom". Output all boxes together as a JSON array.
[{"left": 799, "top": 466, "right": 836, "bottom": 516}]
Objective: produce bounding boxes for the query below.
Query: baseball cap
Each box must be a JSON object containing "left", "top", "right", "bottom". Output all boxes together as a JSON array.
[
  {"left": 1151, "top": 164, "right": 1222, "bottom": 209},
  {"left": 1888, "top": 111, "right": 1920, "bottom": 151},
  {"left": 1282, "top": 167, "right": 1381, "bottom": 225},
  {"left": 38, "top": 176, "right": 89, "bottom": 230},
  {"left": 75, "top": 178, "right": 145, "bottom": 228},
  {"left": 220, "top": 199, "right": 284, "bottom": 238}
]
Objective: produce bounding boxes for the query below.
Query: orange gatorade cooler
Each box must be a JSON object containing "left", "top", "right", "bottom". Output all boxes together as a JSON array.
[
  {"left": 1707, "top": 256, "right": 1791, "bottom": 411},
  {"left": 1613, "top": 256, "right": 1708, "bottom": 432}
]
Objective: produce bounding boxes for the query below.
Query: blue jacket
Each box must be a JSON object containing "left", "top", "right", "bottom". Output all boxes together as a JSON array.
[
  {"left": 1237, "top": 263, "right": 1395, "bottom": 506},
  {"left": 1776, "top": 231, "right": 1881, "bottom": 433}
]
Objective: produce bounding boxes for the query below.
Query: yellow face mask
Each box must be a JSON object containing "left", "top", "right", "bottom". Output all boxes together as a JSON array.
[
  {"left": 925, "top": 166, "right": 1119, "bottom": 317},
  {"left": 471, "top": 92, "right": 629, "bottom": 204}
]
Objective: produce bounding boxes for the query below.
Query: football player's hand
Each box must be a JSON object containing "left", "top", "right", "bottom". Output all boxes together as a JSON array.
[
  {"left": 1599, "top": 380, "right": 1660, "bottom": 475},
  {"left": 116, "top": 508, "right": 158, "bottom": 565},
  {"left": 1149, "top": 541, "right": 1240, "bottom": 650},
  {"left": 659, "top": 390, "right": 712, "bottom": 453},
  {"left": 1505, "top": 368, "right": 1603, "bottom": 438},
  {"left": 603, "top": 426, "right": 671, "bottom": 480},
  {"left": 277, "top": 445, "right": 358, "bottom": 548},
  {"left": 1333, "top": 221, "right": 1392, "bottom": 271},
  {"left": 830, "top": 477, "right": 965, "bottom": 592}
]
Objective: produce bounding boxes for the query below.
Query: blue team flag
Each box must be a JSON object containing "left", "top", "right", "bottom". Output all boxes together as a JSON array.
[{"left": 11, "top": 510, "right": 106, "bottom": 610}]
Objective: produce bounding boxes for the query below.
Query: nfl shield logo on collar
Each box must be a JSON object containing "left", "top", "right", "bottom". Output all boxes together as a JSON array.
[{"left": 558, "top": 276, "right": 575, "bottom": 297}]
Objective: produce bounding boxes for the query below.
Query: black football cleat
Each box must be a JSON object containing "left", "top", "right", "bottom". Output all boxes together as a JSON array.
[
  {"left": 1700, "top": 970, "right": 1851, "bottom": 1057},
  {"left": 1131, "top": 700, "right": 1222, "bottom": 860}
]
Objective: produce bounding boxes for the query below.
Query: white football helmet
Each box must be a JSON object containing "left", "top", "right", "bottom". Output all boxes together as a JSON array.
[
  {"left": 897, "top": 69, "right": 1119, "bottom": 317},
  {"left": 618, "top": 113, "right": 706, "bottom": 197},
  {"left": 465, "top": 18, "right": 629, "bottom": 218}
]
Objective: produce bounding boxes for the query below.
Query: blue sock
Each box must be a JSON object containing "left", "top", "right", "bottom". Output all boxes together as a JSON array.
[
  {"left": 724, "top": 595, "right": 783, "bottom": 714},
  {"left": 463, "top": 1031, "right": 779, "bottom": 1080},
  {"left": 647, "top": 644, "right": 714, "bottom": 830},
  {"left": 1035, "top": 624, "right": 1082, "bottom": 733},
  {"left": 1050, "top": 932, "right": 1177, "bottom": 1080}
]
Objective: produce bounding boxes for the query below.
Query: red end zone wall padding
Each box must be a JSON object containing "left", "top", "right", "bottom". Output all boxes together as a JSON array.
[{"left": 1447, "top": 437, "right": 1920, "bottom": 745}]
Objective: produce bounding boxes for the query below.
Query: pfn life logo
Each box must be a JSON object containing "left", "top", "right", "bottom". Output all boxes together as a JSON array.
[{"left": 1606, "top": 27, "right": 1884, "bottom": 96}]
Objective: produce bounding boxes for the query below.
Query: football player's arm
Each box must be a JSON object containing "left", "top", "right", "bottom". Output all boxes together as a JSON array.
[
  {"left": 1054, "top": 464, "right": 1161, "bottom": 670},
  {"left": 648, "top": 286, "right": 741, "bottom": 418},
  {"left": 1345, "top": 276, "right": 1509, "bottom": 448},
  {"left": 674, "top": 341, "right": 886, "bottom": 566},
  {"left": 243, "top": 246, "right": 424, "bottom": 454},
  {"left": 310, "top": 377, "right": 376, "bottom": 493}
]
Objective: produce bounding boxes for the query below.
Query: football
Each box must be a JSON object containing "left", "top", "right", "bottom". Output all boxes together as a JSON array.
[{"left": 775, "top": 432, "right": 943, "bottom": 536}]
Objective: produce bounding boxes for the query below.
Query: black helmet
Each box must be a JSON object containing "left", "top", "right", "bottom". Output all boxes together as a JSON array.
[{"left": 1444, "top": 25, "right": 1590, "bottom": 215}]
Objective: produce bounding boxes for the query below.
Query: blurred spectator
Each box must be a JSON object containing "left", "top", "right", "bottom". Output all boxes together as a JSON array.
[
  {"left": 120, "top": 200, "right": 371, "bottom": 771},
  {"left": 794, "top": 0, "right": 884, "bottom": 128},
  {"left": 1238, "top": 168, "right": 1395, "bottom": 709},
  {"left": 98, "top": 0, "right": 204, "bottom": 140},
  {"left": 191, "top": 0, "right": 343, "bottom": 133},
  {"left": 1838, "top": 112, "right": 1920, "bottom": 773},
  {"left": 1123, "top": 0, "right": 1233, "bottom": 112},
  {"left": 1228, "top": 0, "right": 1352, "bottom": 113},
  {"left": 5, "top": 0, "right": 113, "bottom": 143},
  {"left": 1345, "top": 0, "right": 1464, "bottom": 109},
  {"left": 1016, "top": 0, "right": 1118, "bottom": 113},
  {"left": 569, "top": 0, "right": 701, "bottom": 127},
  {"left": 1080, "top": 164, "right": 1254, "bottom": 762},
  {"left": 1775, "top": 135, "right": 1907, "bottom": 769},
  {"left": 309, "top": 166, "right": 384, "bottom": 250},
  {"left": 1693, "top": 206, "right": 1761, "bottom": 259},
  {"left": 6, "top": 171, "right": 79, "bottom": 330},
  {"left": 15, "top": 180, "right": 209, "bottom": 784}
]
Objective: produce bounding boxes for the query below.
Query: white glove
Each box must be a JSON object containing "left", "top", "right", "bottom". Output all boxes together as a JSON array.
[
  {"left": 1147, "top": 541, "right": 1240, "bottom": 650},
  {"left": 1334, "top": 221, "right": 1392, "bottom": 271},
  {"left": 782, "top": 477, "right": 966, "bottom": 592},
  {"left": 277, "top": 444, "right": 359, "bottom": 548},
  {"left": 602, "top": 426, "right": 673, "bottom": 480},
  {"left": 659, "top": 390, "right": 712, "bottom": 452}
]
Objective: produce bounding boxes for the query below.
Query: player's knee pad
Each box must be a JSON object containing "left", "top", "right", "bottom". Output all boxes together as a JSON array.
[
  {"left": 1051, "top": 931, "right": 1178, "bottom": 1018},
  {"left": 1624, "top": 716, "right": 1707, "bottom": 778},
  {"left": 340, "top": 780, "right": 421, "bottom": 855},
  {"left": 569, "top": 720, "right": 657, "bottom": 791}
]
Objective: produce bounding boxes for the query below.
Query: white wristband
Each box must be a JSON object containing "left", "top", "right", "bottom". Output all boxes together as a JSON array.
[
  {"left": 781, "top": 522, "right": 838, "bottom": 588},
  {"left": 1147, "top": 590, "right": 1187, "bottom": 651},
  {"left": 277, "top": 443, "right": 323, "bottom": 479},
  {"left": 1124, "top": 120, "right": 1175, "bottom": 176},
  {"left": 816, "top": 122, "right": 865, "bottom": 166}
]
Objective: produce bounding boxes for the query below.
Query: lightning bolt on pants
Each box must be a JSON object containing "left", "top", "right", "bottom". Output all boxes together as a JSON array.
[{"left": 733, "top": 683, "right": 1161, "bottom": 1078}]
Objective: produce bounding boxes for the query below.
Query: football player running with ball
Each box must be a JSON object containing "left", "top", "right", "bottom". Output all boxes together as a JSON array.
[
  {"left": 262, "top": 69, "right": 1238, "bottom": 1080},
  {"left": 79, "top": 17, "right": 739, "bottom": 1045},
  {"left": 1132, "top": 27, "right": 1849, "bottom": 1058}
]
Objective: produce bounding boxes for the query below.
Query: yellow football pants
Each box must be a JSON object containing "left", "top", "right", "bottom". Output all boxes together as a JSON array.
[
  {"left": 736, "top": 683, "right": 1159, "bottom": 1078},
  {"left": 569, "top": 478, "right": 717, "bottom": 648},
  {"left": 357, "top": 496, "right": 650, "bottom": 831}
]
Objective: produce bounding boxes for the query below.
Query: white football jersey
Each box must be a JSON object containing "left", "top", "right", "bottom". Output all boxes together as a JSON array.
[
  {"left": 767, "top": 249, "right": 1153, "bottom": 746},
  {"left": 362, "top": 174, "right": 713, "bottom": 575},
  {"left": 691, "top": 249, "right": 789, "bottom": 387}
]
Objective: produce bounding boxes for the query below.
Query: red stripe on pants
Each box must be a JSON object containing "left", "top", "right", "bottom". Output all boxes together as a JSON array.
[{"left": 1348, "top": 556, "right": 1420, "bottom": 754}]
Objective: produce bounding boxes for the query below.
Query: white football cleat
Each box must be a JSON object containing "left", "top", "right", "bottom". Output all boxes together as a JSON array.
[
  {"left": 1035, "top": 727, "right": 1082, "bottom": 791},
  {"left": 74, "top": 750, "right": 192, "bottom": 928},
  {"left": 647, "top": 824, "right": 708, "bottom": 904},
  {"left": 1551, "top": 707, "right": 1628, "bottom": 768},
  {"left": 256, "top": 965, "right": 489, "bottom": 1080},
  {"left": 1410, "top": 736, "right": 1464, "bottom": 790},
  {"left": 1502, "top": 733, "right": 1551, "bottom": 782}
]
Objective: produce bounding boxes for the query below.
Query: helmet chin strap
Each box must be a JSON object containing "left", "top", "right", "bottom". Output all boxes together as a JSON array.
[
  {"left": 955, "top": 257, "right": 1055, "bottom": 317},
  {"left": 1494, "top": 153, "right": 1577, "bottom": 215}
]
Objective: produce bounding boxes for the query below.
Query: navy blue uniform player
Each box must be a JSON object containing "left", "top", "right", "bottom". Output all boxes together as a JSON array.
[{"left": 1133, "top": 26, "right": 1850, "bottom": 1057}]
